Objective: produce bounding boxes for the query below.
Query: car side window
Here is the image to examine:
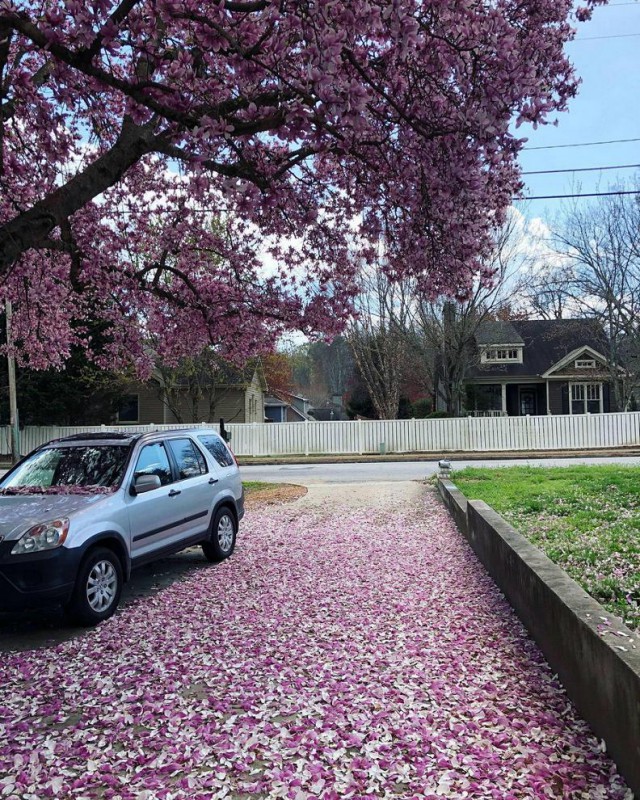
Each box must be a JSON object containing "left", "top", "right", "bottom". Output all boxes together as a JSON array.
[
  {"left": 197, "top": 434, "right": 235, "bottom": 467},
  {"left": 167, "top": 438, "right": 208, "bottom": 480},
  {"left": 133, "top": 443, "right": 173, "bottom": 486}
]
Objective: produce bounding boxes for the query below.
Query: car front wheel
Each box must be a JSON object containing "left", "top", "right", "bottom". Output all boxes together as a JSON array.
[
  {"left": 66, "top": 547, "right": 123, "bottom": 625},
  {"left": 202, "top": 507, "right": 237, "bottom": 563}
]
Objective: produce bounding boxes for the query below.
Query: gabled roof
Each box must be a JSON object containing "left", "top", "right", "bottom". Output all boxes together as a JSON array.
[
  {"left": 541, "top": 345, "right": 609, "bottom": 378},
  {"left": 264, "top": 396, "right": 289, "bottom": 407},
  {"left": 475, "top": 320, "right": 524, "bottom": 346},
  {"left": 469, "top": 319, "right": 610, "bottom": 379},
  {"left": 264, "top": 395, "right": 311, "bottom": 420}
]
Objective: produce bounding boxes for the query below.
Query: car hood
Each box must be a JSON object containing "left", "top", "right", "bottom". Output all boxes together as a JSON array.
[{"left": 0, "top": 494, "right": 107, "bottom": 541}]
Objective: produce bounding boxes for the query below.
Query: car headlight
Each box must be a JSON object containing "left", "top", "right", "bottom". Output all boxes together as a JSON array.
[{"left": 11, "top": 518, "right": 70, "bottom": 555}]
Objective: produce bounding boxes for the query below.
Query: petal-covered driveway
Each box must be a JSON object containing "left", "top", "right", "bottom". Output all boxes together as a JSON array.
[{"left": 0, "top": 483, "right": 631, "bottom": 799}]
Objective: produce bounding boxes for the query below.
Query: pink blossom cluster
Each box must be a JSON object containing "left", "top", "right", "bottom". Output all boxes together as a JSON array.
[
  {"left": 0, "top": 492, "right": 629, "bottom": 798},
  {"left": 0, "top": 484, "right": 117, "bottom": 494},
  {"left": 0, "top": 1, "right": 605, "bottom": 371}
]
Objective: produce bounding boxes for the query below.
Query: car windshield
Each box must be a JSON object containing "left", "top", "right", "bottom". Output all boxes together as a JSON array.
[{"left": 0, "top": 445, "right": 130, "bottom": 495}]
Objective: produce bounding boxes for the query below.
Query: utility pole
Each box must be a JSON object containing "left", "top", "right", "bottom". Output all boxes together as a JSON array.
[{"left": 5, "top": 301, "right": 20, "bottom": 463}]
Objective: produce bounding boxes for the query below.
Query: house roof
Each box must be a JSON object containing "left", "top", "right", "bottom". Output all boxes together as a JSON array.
[
  {"left": 469, "top": 319, "right": 609, "bottom": 378},
  {"left": 475, "top": 320, "right": 524, "bottom": 346},
  {"left": 264, "top": 395, "right": 311, "bottom": 420},
  {"left": 264, "top": 396, "right": 288, "bottom": 407}
]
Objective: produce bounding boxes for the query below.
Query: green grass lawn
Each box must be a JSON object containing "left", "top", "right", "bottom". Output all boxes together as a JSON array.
[
  {"left": 243, "top": 481, "right": 273, "bottom": 493},
  {"left": 451, "top": 465, "right": 640, "bottom": 630}
]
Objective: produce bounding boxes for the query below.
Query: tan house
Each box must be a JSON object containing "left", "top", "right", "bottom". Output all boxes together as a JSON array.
[{"left": 117, "top": 362, "right": 266, "bottom": 425}]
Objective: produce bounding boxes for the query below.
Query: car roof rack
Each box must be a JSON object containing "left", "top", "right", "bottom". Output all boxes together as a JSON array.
[{"left": 51, "top": 432, "right": 144, "bottom": 443}]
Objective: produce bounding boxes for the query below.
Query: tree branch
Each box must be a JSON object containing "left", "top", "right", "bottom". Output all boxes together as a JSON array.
[{"left": 0, "top": 117, "right": 157, "bottom": 272}]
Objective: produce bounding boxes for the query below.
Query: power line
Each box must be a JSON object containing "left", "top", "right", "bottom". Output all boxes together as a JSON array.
[
  {"left": 572, "top": 32, "right": 640, "bottom": 40},
  {"left": 523, "top": 137, "right": 640, "bottom": 151},
  {"left": 519, "top": 189, "right": 640, "bottom": 200},
  {"left": 523, "top": 162, "right": 640, "bottom": 175}
]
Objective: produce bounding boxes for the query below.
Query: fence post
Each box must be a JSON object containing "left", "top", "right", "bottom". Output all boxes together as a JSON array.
[
  {"left": 358, "top": 417, "right": 364, "bottom": 454},
  {"left": 252, "top": 421, "right": 258, "bottom": 458},
  {"left": 304, "top": 418, "right": 310, "bottom": 457}
]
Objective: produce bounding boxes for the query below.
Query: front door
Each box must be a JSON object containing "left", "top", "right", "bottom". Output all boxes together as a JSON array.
[{"left": 520, "top": 389, "right": 537, "bottom": 416}]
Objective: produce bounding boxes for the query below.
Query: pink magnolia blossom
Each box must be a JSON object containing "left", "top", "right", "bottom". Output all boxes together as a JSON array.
[{"left": 0, "top": 0, "right": 606, "bottom": 371}]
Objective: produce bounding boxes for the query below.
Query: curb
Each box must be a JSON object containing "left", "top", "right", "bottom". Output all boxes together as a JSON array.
[
  {"left": 437, "top": 478, "right": 640, "bottom": 796},
  {"left": 237, "top": 447, "right": 640, "bottom": 466}
]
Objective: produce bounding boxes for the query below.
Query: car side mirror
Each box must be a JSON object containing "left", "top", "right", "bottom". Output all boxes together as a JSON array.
[{"left": 132, "top": 474, "right": 162, "bottom": 495}]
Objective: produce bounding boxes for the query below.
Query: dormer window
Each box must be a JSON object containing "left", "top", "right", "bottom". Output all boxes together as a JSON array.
[
  {"left": 575, "top": 358, "right": 596, "bottom": 369},
  {"left": 481, "top": 347, "right": 523, "bottom": 364}
]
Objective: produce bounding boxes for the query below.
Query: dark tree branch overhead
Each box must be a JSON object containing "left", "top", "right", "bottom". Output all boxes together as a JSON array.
[{"left": 0, "top": 118, "right": 157, "bottom": 270}]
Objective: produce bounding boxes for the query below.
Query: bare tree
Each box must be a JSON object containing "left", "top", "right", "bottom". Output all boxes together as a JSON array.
[
  {"left": 347, "top": 265, "right": 411, "bottom": 419},
  {"left": 154, "top": 350, "right": 236, "bottom": 424},
  {"left": 520, "top": 262, "right": 573, "bottom": 320},
  {"left": 549, "top": 187, "right": 640, "bottom": 408},
  {"left": 410, "top": 210, "right": 534, "bottom": 415}
]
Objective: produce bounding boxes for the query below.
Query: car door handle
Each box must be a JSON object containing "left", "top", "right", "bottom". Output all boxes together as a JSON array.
[
  {"left": 209, "top": 478, "right": 219, "bottom": 484},
  {"left": 168, "top": 489, "right": 182, "bottom": 497}
]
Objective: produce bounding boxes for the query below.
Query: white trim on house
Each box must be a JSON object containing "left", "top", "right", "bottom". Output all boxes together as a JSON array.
[
  {"left": 480, "top": 345, "right": 523, "bottom": 364},
  {"left": 541, "top": 345, "right": 608, "bottom": 378},
  {"left": 569, "top": 381, "right": 603, "bottom": 414}
]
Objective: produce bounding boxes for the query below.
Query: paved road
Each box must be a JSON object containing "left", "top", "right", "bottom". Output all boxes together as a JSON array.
[
  {"left": 241, "top": 454, "right": 640, "bottom": 483},
  {"left": 0, "top": 483, "right": 629, "bottom": 797}
]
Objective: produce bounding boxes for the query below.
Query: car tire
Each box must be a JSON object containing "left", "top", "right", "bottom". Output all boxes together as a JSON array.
[
  {"left": 66, "top": 547, "right": 123, "bottom": 626},
  {"left": 202, "top": 507, "right": 237, "bottom": 563}
]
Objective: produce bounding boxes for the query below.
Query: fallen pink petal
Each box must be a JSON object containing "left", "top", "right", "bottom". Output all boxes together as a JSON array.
[{"left": 0, "top": 491, "right": 632, "bottom": 798}]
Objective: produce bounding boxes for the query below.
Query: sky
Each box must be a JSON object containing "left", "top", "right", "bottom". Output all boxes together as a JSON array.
[{"left": 514, "top": 1, "right": 640, "bottom": 228}]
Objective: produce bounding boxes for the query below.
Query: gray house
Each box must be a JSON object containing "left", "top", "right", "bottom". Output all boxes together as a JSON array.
[
  {"left": 264, "top": 392, "right": 312, "bottom": 422},
  {"left": 465, "top": 319, "right": 619, "bottom": 416}
]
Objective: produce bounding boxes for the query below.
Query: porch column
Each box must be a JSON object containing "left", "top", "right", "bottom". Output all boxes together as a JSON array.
[
  {"left": 546, "top": 381, "right": 551, "bottom": 415},
  {"left": 501, "top": 383, "right": 507, "bottom": 414}
]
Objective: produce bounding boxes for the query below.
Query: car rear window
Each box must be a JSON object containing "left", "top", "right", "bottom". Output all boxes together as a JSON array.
[
  {"left": 197, "top": 434, "right": 235, "bottom": 467},
  {"left": 166, "top": 438, "right": 208, "bottom": 479}
]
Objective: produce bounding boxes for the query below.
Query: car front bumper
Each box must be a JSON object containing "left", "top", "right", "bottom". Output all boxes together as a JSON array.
[{"left": 0, "top": 542, "right": 81, "bottom": 611}]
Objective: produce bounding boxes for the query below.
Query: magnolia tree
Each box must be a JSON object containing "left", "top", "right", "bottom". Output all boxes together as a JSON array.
[{"left": 0, "top": 0, "right": 603, "bottom": 373}]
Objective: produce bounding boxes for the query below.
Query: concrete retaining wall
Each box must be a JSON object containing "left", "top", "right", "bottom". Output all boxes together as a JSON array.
[{"left": 438, "top": 478, "right": 640, "bottom": 796}]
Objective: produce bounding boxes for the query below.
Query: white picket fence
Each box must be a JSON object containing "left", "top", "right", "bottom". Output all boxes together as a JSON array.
[{"left": 2, "top": 412, "right": 640, "bottom": 457}]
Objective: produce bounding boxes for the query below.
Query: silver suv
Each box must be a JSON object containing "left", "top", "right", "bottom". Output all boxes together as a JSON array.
[{"left": 0, "top": 428, "right": 244, "bottom": 624}]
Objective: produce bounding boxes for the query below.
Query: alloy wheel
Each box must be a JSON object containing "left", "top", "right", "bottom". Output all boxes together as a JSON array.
[{"left": 86, "top": 559, "right": 118, "bottom": 613}]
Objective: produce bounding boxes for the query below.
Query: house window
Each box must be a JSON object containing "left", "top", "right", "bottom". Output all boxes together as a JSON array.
[
  {"left": 570, "top": 383, "right": 602, "bottom": 414},
  {"left": 575, "top": 358, "right": 596, "bottom": 369},
  {"left": 118, "top": 394, "right": 139, "bottom": 423},
  {"left": 482, "top": 347, "right": 522, "bottom": 364}
]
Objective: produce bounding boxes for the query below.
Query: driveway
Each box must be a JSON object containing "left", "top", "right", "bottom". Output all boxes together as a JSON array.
[
  {"left": 0, "top": 549, "right": 212, "bottom": 653},
  {"left": 0, "top": 483, "right": 630, "bottom": 798}
]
